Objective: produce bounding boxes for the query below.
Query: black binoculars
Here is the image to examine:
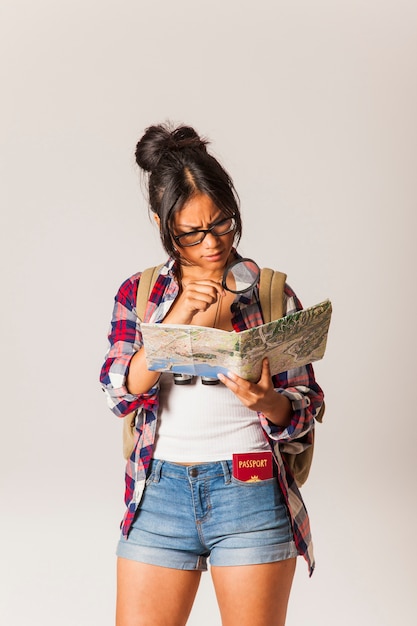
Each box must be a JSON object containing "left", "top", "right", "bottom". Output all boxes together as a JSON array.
[{"left": 173, "top": 373, "right": 220, "bottom": 385}]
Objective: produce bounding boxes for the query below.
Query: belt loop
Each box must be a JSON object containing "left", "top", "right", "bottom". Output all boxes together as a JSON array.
[
  {"left": 221, "top": 460, "right": 231, "bottom": 484},
  {"left": 152, "top": 459, "right": 163, "bottom": 483}
]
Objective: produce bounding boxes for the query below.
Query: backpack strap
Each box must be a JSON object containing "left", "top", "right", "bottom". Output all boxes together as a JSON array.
[
  {"left": 136, "top": 264, "right": 164, "bottom": 321},
  {"left": 259, "top": 268, "right": 287, "bottom": 323}
]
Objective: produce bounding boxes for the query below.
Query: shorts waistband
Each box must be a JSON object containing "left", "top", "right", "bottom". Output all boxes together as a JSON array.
[{"left": 149, "top": 458, "right": 233, "bottom": 482}]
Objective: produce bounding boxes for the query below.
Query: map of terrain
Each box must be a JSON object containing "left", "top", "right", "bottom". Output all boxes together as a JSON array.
[{"left": 141, "top": 299, "right": 332, "bottom": 382}]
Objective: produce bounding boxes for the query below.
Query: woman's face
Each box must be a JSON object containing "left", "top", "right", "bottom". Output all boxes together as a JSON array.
[{"left": 170, "top": 193, "right": 235, "bottom": 274}]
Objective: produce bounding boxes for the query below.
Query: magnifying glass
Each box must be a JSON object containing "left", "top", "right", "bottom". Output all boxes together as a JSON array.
[{"left": 221, "top": 257, "right": 260, "bottom": 294}]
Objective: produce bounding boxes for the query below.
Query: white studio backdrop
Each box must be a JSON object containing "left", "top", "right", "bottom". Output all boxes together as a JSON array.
[{"left": 1, "top": 1, "right": 416, "bottom": 624}]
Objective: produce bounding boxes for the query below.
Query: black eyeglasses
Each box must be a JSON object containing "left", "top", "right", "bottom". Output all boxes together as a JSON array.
[{"left": 172, "top": 215, "right": 236, "bottom": 247}]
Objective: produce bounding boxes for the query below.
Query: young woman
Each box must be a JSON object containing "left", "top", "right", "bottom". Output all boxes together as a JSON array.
[{"left": 100, "top": 123, "right": 324, "bottom": 626}]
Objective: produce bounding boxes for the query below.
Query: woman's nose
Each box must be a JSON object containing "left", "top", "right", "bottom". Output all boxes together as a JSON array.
[{"left": 203, "top": 231, "right": 220, "bottom": 247}]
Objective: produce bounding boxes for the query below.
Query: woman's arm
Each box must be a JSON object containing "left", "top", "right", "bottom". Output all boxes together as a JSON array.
[{"left": 125, "top": 346, "right": 161, "bottom": 395}]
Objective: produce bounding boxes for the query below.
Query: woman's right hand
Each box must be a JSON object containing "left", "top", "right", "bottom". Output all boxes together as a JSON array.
[{"left": 163, "top": 279, "right": 225, "bottom": 326}]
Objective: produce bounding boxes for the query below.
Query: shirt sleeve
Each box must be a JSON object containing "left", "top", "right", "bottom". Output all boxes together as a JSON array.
[
  {"left": 259, "top": 283, "right": 325, "bottom": 442},
  {"left": 99, "top": 273, "right": 158, "bottom": 417}
]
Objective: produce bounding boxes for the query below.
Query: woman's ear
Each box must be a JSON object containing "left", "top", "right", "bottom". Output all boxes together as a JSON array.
[{"left": 153, "top": 214, "right": 161, "bottom": 229}]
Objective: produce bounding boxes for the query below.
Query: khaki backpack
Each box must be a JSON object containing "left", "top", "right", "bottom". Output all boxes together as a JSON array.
[{"left": 122, "top": 265, "right": 324, "bottom": 486}]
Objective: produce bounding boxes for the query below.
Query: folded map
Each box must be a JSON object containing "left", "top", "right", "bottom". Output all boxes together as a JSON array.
[{"left": 140, "top": 299, "right": 332, "bottom": 382}]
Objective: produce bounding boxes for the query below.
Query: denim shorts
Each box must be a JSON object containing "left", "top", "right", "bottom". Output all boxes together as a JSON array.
[{"left": 116, "top": 459, "right": 298, "bottom": 570}]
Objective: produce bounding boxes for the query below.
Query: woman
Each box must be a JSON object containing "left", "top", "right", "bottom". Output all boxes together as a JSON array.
[{"left": 100, "top": 122, "right": 324, "bottom": 626}]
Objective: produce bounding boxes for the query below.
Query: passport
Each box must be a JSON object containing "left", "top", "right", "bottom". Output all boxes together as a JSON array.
[{"left": 232, "top": 451, "right": 273, "bottom": 482}]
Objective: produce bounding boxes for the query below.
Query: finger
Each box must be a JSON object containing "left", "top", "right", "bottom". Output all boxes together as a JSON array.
[
  {"left": 258, "top": 358, "right": 271, "bottom": 384},
  {"left": 187, "top": 292, "right": 216, "bottom": 308},
  {"left": 186, "top": 280, "right": 225, "bottom": 298},
  {"left": 218, "top": 370, "right": 250, "bottom": 393},
  {"left": 181, "top": 286, "right": 219, "bottom": 309},
  {"left": 218, "top": 372, "right": 257, "bottom": 410},
  {"left": 217, "top": 371, "right": 238, "bottom": 389}
]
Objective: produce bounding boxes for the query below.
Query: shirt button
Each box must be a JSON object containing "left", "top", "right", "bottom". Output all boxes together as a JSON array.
[{"left": 189, "top": 468, "right": 198, "bottom": 478}]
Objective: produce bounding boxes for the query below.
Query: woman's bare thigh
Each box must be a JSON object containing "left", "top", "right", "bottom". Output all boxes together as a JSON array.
[
  {"left": 211, "top": 558, "right": 296, "bottom": 626},
  {"left": 116, "top": 557, "right": 202, "bottom": 626}
]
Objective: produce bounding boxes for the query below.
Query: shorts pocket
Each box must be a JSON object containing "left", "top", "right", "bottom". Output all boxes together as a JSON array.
[{"left": 230, "top": 476, "right": 277, "bottom": 487}]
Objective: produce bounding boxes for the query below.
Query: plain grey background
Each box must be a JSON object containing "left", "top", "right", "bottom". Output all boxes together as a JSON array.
[{"left": 1, "top": 1, "right": 416, "bottom": 624}]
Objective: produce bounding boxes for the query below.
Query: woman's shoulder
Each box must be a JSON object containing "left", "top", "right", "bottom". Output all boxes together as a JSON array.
[
  {"left": 113, "top": 272, "right": 142, "bottom": 308},
  {"left": 119, "top": 271, "right": 142, "bottom": 291}
]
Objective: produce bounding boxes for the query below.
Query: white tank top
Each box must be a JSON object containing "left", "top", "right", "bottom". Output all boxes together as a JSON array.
[{"left": 153, "top": 373, "right": 271, "bottom": 462}]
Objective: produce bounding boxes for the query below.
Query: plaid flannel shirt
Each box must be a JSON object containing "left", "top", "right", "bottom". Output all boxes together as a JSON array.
[{"left": 100, "top": 257, "right": 324, "bottom": 576}]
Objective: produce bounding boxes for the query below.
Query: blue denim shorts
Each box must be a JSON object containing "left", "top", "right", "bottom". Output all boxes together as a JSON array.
[{"left": 116, "top": 459, "right": 298, "bottom": 570}]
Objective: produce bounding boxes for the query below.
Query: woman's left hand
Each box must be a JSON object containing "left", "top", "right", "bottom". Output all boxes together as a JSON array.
[{"left": 218, "top": 359, "right": 293, "bottom": 427}]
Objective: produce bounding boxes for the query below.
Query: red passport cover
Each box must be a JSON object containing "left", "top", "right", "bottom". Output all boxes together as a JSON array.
[{"left": 232, "top": 451, "right": 273, "bottom": 482}]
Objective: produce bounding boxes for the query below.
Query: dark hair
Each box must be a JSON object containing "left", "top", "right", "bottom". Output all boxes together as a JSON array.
[{"left": 135, "top": 122, "right": 242, "bottom": 261}]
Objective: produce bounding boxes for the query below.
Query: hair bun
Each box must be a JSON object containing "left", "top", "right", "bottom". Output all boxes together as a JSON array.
[{"left": 135, "top": 122, "right": 208, "bottom": 173}]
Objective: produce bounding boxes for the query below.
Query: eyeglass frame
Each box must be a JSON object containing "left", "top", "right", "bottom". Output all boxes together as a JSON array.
[{"left": 171, "top": 214, "right": 237, "bottom": 248}]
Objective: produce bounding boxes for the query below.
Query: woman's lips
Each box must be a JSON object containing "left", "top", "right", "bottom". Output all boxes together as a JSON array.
[{"left": 203, "top": 252, "right": 223, "bottom": 262}]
